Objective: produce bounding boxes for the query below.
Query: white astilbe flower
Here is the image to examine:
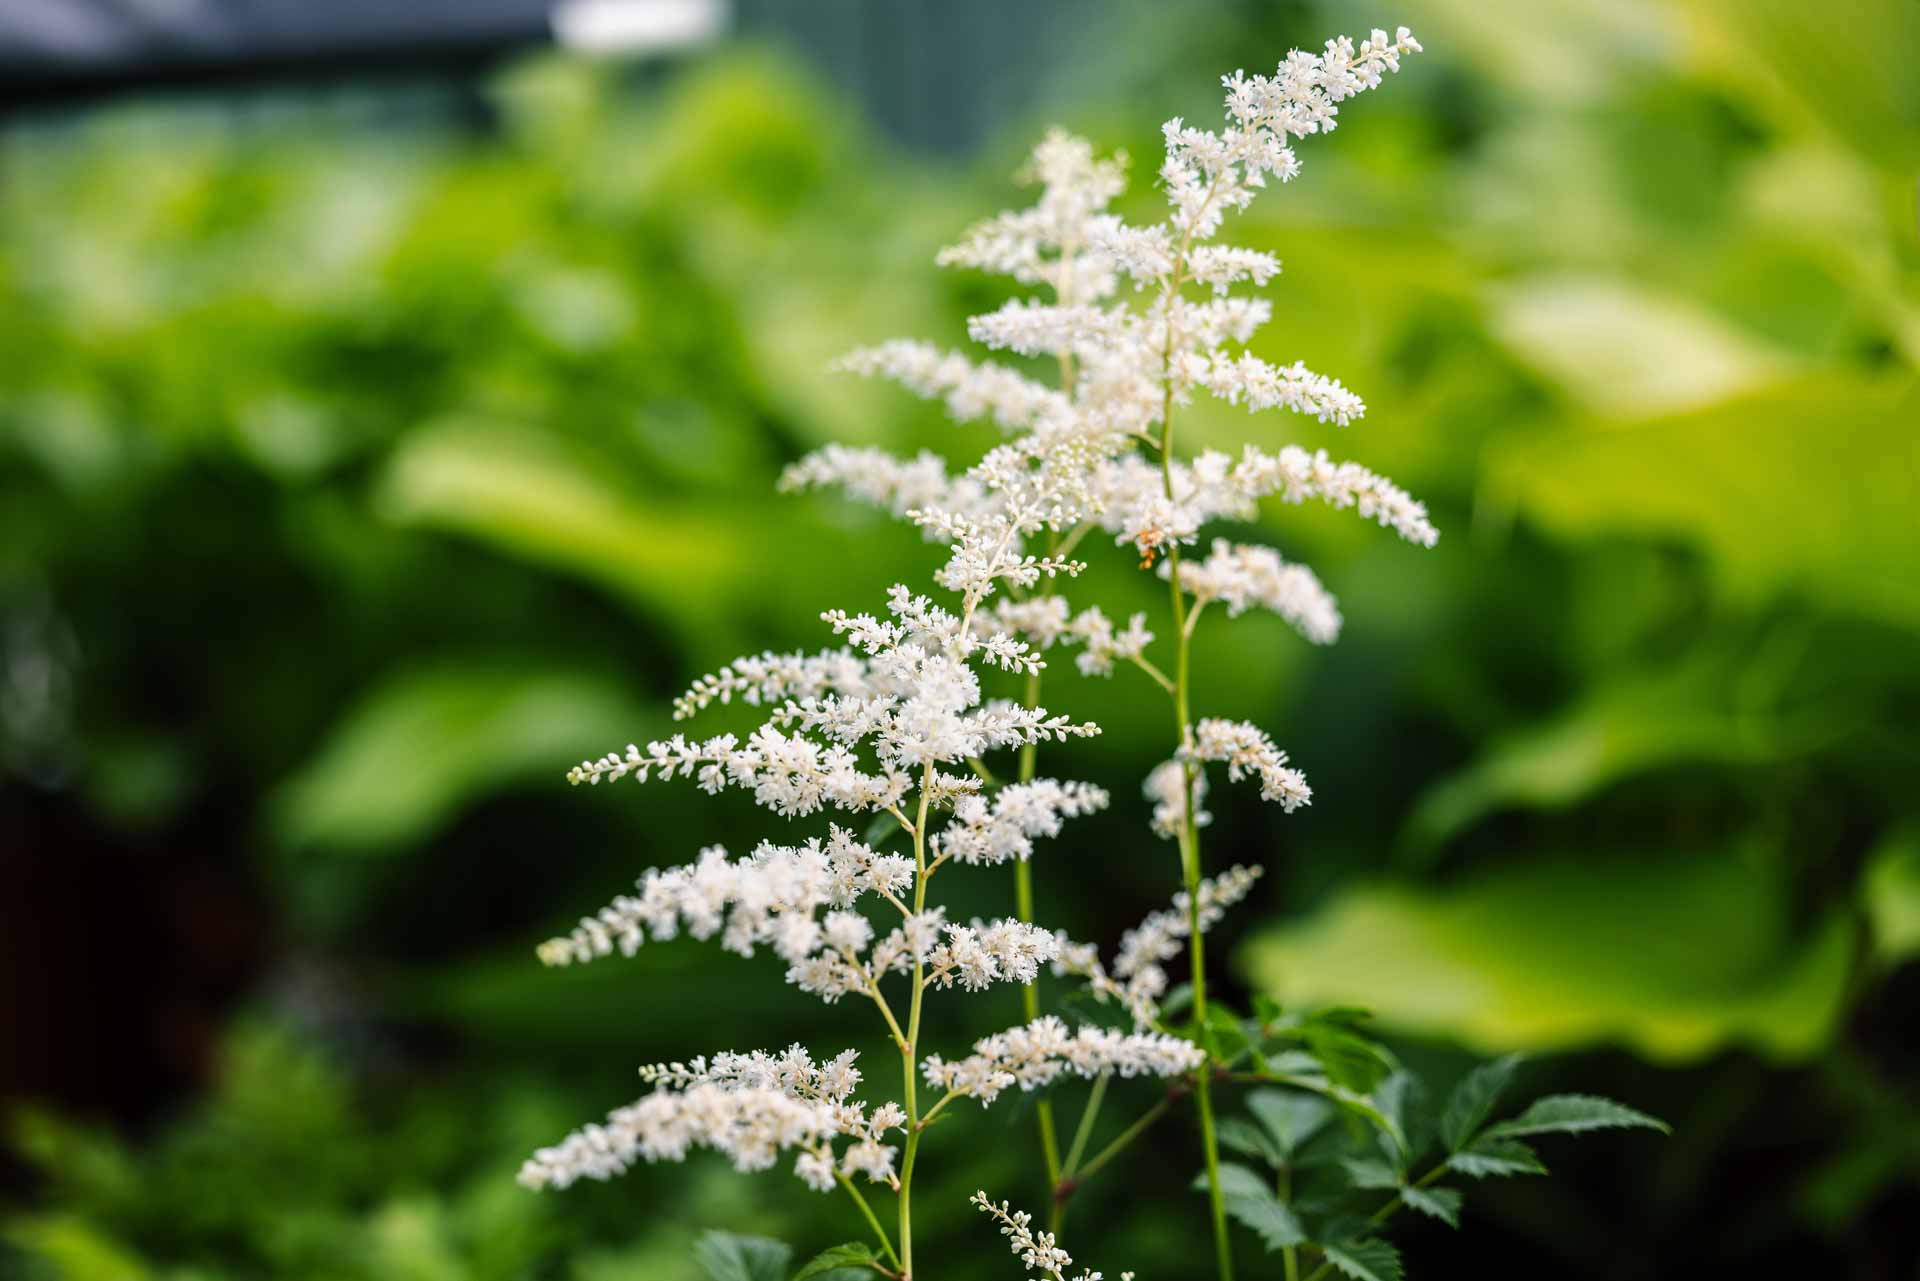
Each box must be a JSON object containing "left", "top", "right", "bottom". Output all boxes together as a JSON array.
[
  {"left": 1183, "top": 718, "right": 1311, "bottom": 812},
  {"left": 1163, "top": 539, "right": 1341, "bottom": 644},
  {"left": 535, "top": 829, "right": 915, "bottom": 1006},
  {"left": 932, "top": 779, "right": 1110, "bottom": 866},
  {"left": 1054, "top": 865, "right": 1262, "bottom": 1028},
  {"left": 1064, "top": 606, "right": 1154, "bottom": 677},
  {"left": 836, "top": 341, "right": 1070, "bottom": 432},
  {"left": 982, "top": 595, "right": 1074, "bottom": 651},
  {"left": 779, "top": 445, "right": 991, "bottom": 528},
  {"left": 519, "top": 1044, "right": 905, "bottom": 1194},
  {"left": 926, "top": 919, "right": 1062, "bottom": 992},
  {"left": 1142, "top": 759, "right": 1210, "bottom": 841},
  {"left": 673, "top": 647, "right": 876, "bottom": 720},
  {"left": 1186, "top": 352, "right": 1366, "bottom": 425},
  {"left": 938, "top": 128, "right": 1127, "bottom": 301},
  {"left": 972, "top": 1191, "right": 1132, "bottom": 1281},
  {"left": 1232, "top": 444, "right": 1439, "bottom": 547},
  {"left": 923, "top": 1015, "right": 1203, "bottom": 1105}
]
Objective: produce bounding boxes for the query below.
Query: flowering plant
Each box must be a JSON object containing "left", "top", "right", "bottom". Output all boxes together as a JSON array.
[{"left": 518, "top": 27, "right": 1663, "bottom": 1281}]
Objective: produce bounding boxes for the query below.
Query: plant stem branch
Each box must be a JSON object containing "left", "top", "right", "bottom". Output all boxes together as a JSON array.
[{"left": 838, "top": 1172, "right": 902, "bottom": 1269}]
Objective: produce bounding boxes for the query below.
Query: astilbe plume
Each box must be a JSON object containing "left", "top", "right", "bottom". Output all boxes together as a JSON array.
[{"left": 521, "top": 25, "right": 1438, "bottom": 1281}]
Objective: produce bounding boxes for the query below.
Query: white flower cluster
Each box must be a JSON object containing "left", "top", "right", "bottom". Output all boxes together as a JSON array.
[
  {"left": 535, "top": 829, "right": 909, "bottom": 974},
  {"left": 571, "top": 587, "right": 1100, "bottom": 815},
  {"left": 923, "top": 1015, "right": 1204, "bottom": 1105},
  {"left": 1184, "top": 718, "right": 1312, "bottom": 812},
  {"left": 972, "top": 1191, "right": 1132, "bottom": 1281},
  {"left": 926, "top": 919, "right": 1062, "bottom": 992},
  {"left": 1143, "top": 759, "right": 1210, "bottom": 841},
  {"left": 1165, "top": 539, "right": 1341, "bottom": 644},
  {"left": 1055, "top": 865, "right": 1263, "bottom": 1027},
  {"left": 518, "top": 1043, "right": 898, "bottom": 1194},
  {"left": 932, "top": 779, "right": 1109, "bottom": 866}
]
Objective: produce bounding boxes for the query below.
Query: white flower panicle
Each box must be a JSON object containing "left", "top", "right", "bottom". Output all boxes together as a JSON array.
[
  {"left": 923, "top": 1015, "right": 1204, "bottom": 1106},
  {"left": 1184, "top": 718, "right": 1311, "bottom": 812},
  {"left": 1165, "top": 540, "right": 1342, "bottom": 644},
  {"left": 1063, "top": 606, "right": 1155, "bottom": 677},
  {"left": 836, "top": 341, "right": 1070, "bottom": 432},
  {"left": 1055, "top": 865, "right": 1262, "bottom": 1027},
  {"left": 972, "top": 1191, "right": 1133, "bottom": 1281},
  {"left": 939, "top": 128, "right": 1127, "bottom": 301},
  {"left": 1143, "top": 759, "right": 1210, "bottom": 841},
  {"left": 926, "top": 919, "right": 1062, "bottom": 992},
  {"left": 932, "top": 779, "right": 1109, "bottom": 866},
  {"left": 518, "top": 1043, "right": 891, "bottom": 1194}
]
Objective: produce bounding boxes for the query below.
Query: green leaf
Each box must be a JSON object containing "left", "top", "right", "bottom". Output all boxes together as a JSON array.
[
  {"left": 1400, "top": 1185, "right": 1463, "bottom": 1228},
  {"left": 1339, "top": 1158, "right": 1401, "bottom": 1191},
  {"left": 271, "top": 661, "right": 649, "bottom": 854},
  {"left": 1440, "top": 1055, "right": 1524, "bottom": 1151},
  {"left": 376, "top": 420, "right": 762, "bottom": 633},
  {"left": 1217, "top": 1117, "right": 1283, "bottom": 1168},
  {"left": 1224, "top": 1195, "right": 1308, "bottom": 1250},
  {"left": 693, "top": 1231, "right": 792, "bottom": 1281},
  {"left": 791, "top": 1242, "right": 879, "bottom": 1281},
  {"left": 1489, "top": 377, "right": 1920, "bottom": 631},
  {"left": 1245, "top": 1090, "right": 1334, "bottom": 1158},
  {"left": 1321, "top": 1237, "right": 1404, "bottom": 1281},
  {"left": 1484, "top": 1094, "right": 1669, "bottom": 1139},
  {"left": 1242, "top": 853, "right": 1854, "bottom": 1063},
  {"left": 1863, "top": 825, "right": 1920, "bottom": 964},
  {"left": 1447, "top": 1137, "right": 1548, "bottom": 1179},
  {"left": 1192, "top": 1162, "right": 1275, "bottom": 1199}
]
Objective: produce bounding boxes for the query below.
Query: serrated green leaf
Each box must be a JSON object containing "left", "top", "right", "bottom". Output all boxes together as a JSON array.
[
  {"left": 1400, "top": 1185, "right": 1463, "bottom": 1228},
  {"left": 1339, "top": 1157, "right": 1401, "bottom": 1190},
  {"left": 1371, "top": 1072, "right": 1423, "bottom": 1163},
  {"left": 1192, "top": 1162, "right": 1275, "bottom": 1199},
  {"left": 1225, "top": 1195, "right": 1308, "bottom": 1250},
  {"left": 1484, "top": 1094, "right": 1669, "bottom": 1139},
  {"left": 1321, "top": 1237, "right": 1404, "bottom": 1281},
  {"left": 1217, "top": 1117, "right": 1283, "bottom": 1168},
  {"left": 1441, "top": 1055, "right": 1524, "bottom": 1151},
  {"left": 791, "top": 1242, "right": 878, "bottom": 1281},
  {"left": 1246, "top": 1090, "right": 1334, "bottom": 1158},
  {"left": 1446, "top": 1137, "right": 1548, "bottom": 1179},
  {"left": 693, "top": 1231, "right": 792, "bottom": 1281}
]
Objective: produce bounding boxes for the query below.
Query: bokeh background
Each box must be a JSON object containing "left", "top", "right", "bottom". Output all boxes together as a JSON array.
[{"left": 4, "top": 0, "right": 1918, "bottom": 1277}]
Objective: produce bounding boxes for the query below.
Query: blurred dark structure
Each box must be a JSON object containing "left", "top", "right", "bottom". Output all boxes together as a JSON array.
[{"left": 0, "top": 0, "right": 1117, "bottom": 151}]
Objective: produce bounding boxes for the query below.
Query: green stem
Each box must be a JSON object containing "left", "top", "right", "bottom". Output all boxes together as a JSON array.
[
  {"left": 1280, "top": 1166, "right": 1298, "bottom": 1281},
  {"left": 897, "top": 770, "right": 934, "bottom": 1280},
  {"left": 1017, "top": 657, "right": 1065, "bottom": 1196},
  {"left": 1161, "top": 362, "right": 1233, "bottom": 1281},
  {"left": 1075, "top": 1092, "right": 1177, "bottom": 1183},
  {"left": 838, "top": 1172, "right": 902, "bottom": 1269},
  {"left": 1062, "top": 1073, "right": 1109, "bottom": 1176}
]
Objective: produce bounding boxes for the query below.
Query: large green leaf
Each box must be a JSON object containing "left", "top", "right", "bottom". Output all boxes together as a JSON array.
[
  {"left": 375, "top": 421, "right": 762, "bottom": 630},
  {"left": 271, "top": 660, "right": 651, "bottom": 853},
  {"left": 1488, "top": 276, "right": 1796, "bottom": 417},
  {"left": 1241, "top": 854, "right": 1854, "bottom": 1062},
  {"left": 1490, "top": 377, "right": 1920, "bottom": 631},
  {"left": 1401, "top": 657, "right": 1820, "bottom": 861},
  {"left": 1862, "top": 826, "right": 1920, "bottom": 965}
]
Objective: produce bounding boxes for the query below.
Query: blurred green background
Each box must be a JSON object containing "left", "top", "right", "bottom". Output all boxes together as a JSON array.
[{"left": 3, "top": 0, "right": 1917, "bottom": 1277}]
